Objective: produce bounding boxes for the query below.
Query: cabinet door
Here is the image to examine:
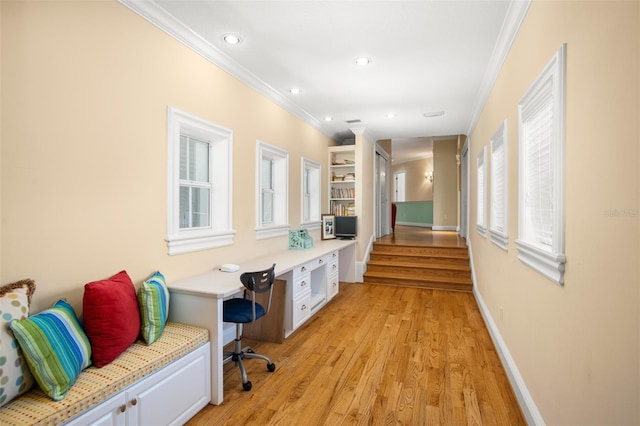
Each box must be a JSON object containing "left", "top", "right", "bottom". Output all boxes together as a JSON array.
[
  {"left": 65, "top": 392, "right": 127, "bottom": 426},
  {"left": 126, "top": 343, "right": 211, "bottom": 426}
]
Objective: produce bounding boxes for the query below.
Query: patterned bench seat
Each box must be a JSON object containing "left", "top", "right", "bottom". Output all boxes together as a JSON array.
[{"left": 0, "top": 322, "right": 209, "bottom": 426}]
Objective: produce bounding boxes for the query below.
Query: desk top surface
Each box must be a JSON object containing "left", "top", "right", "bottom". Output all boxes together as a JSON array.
[{"left": 167, "top": 239, "right": 356, "bottom": 299}]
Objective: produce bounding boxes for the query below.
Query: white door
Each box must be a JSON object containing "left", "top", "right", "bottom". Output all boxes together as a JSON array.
[{"left": 393, "top": 172, "right": 406, "bottom": 202}]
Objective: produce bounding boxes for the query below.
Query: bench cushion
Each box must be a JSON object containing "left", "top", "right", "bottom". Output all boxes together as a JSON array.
[{"left": 0, "top": 322, "right": 209, "bottom": 426}]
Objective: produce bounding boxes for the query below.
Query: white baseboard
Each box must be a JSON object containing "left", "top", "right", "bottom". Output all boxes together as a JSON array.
[
  {"left": 356, "top": 234, "right": 375, "bottom": 282},
  {"left": 467, "top": 241, "right": 545, "bottom": 426},
  {"left": 431, "top": 225, "right": 457, "bottom": 231},
  {"left": 395, "top": 221, "right": 432, "bottom": 228}
]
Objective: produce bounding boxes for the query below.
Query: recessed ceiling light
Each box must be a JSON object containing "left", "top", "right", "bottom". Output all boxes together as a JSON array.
[
  {"left": 355, "top": 57, "right": 371, "bottom": 66},
  {"left": 423, "top": 111, "right": 445, "bottom": 118},
  {"left": 324, "top": 116, "right": 333, "bottom": 122},
  {"left": 387, "top": 113, "right": 396, "bottom": 119},
  {"left": 222, "top": 33, "right": 242, "bottom": 45},
  {"left": 289, "top": 88, "right": 301, "bottom": 95}
]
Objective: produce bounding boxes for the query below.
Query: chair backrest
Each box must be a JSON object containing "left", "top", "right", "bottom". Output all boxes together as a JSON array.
[{"left": 240, "top": 264, "right": 276, "bottom": 319}]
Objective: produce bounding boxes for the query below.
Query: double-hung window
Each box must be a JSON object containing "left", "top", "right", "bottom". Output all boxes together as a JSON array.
[
  {"left": 166, "top": 107, "right": 234, "bottom": 255},
  {"left": 301, "top": 158, "right": 321, "bottom": 229},
  {"left": 516, "top": 44, "right": 566, "bottom": 284},
  {"left": 490, "top": 120, "right": 508, "bottom": 250},
  {"left": 476, "top": 147, "right": 487, "bottom": 237},
  {"left": 256, "top": 141, "right": 289, "bottom": 239}
]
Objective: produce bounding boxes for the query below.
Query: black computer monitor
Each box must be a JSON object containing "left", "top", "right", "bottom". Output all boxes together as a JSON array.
[{"left": 334, "top": 216, "right": 357, "bottom": 240}]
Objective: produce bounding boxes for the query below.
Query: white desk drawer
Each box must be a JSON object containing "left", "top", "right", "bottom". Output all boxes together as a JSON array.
[
  {"left": 327, "top": 274, "right": 339, "bottom": 300},
  {"left": 293, "top": 273, "right": 311, "bottom": 298},
  {"left": 292, "top": 292, "right": 311, "bottom": 329},
  {"left": 327, "top": 260, "right": 339, "bottom": 276}
]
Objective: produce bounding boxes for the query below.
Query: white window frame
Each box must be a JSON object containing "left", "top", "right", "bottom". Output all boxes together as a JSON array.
[
  {"left": 476, "top": 147, "right": 487, "bottom": 237},
  {"left": 301, "top": 158, "right": 321, "bottom": 230},
  {"left": 515, "top": 44, "right": 566, "bottom": 285},
  {"left": 489, "top": 120, "right": 508, "bottom": 251},
  {"left": 256, "top": 141, "right": 289, "bottom": 239},
  {"left": 166, "top": 107, "right": 234, "bottom": 255}
]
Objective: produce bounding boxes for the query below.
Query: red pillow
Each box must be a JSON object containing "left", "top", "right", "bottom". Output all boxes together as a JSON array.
[{"left": 83, "top": 270, "right": 141, "bottom": 367}]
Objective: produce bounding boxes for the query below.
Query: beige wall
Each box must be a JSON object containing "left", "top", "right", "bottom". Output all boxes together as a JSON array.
[
  {"left": 469, "top": 1, "right": 639, "bottom": 424},
  {"left": 354, "top": 131, "right": 374, "bottom": 261},
  {"left": 1, "top": 1, "right": 336, "bottom": 313},
  {"left": 433, "top": 139, "right": 458, "bottom": 228},
  {"left": 391, "top": 157, "right": 433, "bottom": 202}
]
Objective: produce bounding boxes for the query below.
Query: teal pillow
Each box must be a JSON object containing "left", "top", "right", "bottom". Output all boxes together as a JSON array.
[
  {"left": 138, "top": 271, "right": 169, "bottom": 345},
  {"left": 9, "top": 299, "right": 91, "bottom": 401}
]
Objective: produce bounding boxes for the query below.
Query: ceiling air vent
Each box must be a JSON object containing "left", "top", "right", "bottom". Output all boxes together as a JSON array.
[{"left": 345, "top": 119, "right": 361, "bottom": 124}]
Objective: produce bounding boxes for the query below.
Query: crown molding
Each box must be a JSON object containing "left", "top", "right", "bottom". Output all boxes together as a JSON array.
[
  {"left": 465, "top": 0, "right": 531, "bottom": 137},
  {"left": 118, "top": 0, "right": 331, "bottom": 139}
]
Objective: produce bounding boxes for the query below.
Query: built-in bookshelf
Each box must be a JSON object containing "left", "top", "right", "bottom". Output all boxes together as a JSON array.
[{"left": 328, "top": 146, "right": 356, "bottom": 216}]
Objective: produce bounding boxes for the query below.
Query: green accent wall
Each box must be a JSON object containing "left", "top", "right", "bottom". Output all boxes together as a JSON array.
[{"left": 394, "top": 201, "right": 433, "bottom": 226}]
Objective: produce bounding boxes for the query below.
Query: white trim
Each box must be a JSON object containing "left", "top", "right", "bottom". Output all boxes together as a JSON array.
[
  {"left": 118, "top": 0, "right": 330, "bottom": 140},
  {"left": 516, "top": 44, "right": 566, "bottom": 285},
  {"left": 255, "top": 224, "right": 290, "bottom": 240},
  {"left": 476, "top": 146, "right": 487, "bottom": 237},
  {"left": 356, "top": 233, "right": 375, "bottom": 282},
  {"left": 166, "top": 107, "right": 235, "bottom": 255},
  {"left": 467, "top": 240, "right": 545, "bottom": 426},
  {"left": 255, "top": 140, "right": 290, "bottom": 239},
  {"left": 396, "top": 221, "right": 433, "bottom": 228},
  {"left": 301, "top": 157, "right": 321, "bottom": 228},
  {"left": 466, "top": 0, "right": 532, "bottom": 136},
  {"left": 489, "top": 230, "right": 509, "bottom": 251},
  {"left": 432, "top": 225, "right": 457, "bottom": 231},
  {"left": 489, "top": 120, "right": 509, "bottom": 251}
]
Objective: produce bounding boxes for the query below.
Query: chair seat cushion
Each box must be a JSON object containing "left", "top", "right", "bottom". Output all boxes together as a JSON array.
[{"left": 223, "top": 298, "right": 265, "bottom": 323}]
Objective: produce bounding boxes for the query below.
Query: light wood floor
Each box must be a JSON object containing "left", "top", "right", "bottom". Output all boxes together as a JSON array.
[
  {"left": 378, "top": 225, "right": 468, "bottom": 248},
  {"left": 187, "top": 241, "right": 526, "bottom": 425}
]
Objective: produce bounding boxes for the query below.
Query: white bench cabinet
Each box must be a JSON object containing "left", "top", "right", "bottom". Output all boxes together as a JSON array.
[{"left": 65, "top": 342, "right": 211, "bottom": 426}]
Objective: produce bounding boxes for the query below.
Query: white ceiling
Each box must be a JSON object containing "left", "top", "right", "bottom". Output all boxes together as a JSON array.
[{"left": 122, "top": 0, "right": 528, "bottom": 163}]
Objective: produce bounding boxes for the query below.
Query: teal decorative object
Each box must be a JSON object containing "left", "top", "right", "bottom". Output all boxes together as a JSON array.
[
  {"left": 289, "top": 230, "right": 304, "bottom": 250},
  {"left": 300, "top": 229, "right": 314, "bottom": 249},
  {"left": 289, "top": 229, "right": 314, "bottom": 250}
]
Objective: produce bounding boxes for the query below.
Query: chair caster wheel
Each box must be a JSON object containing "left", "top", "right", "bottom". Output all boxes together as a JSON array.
[
  {"left": 267, "top": 363, "right": 276, "bottom": 372},
  {"left": 243, "top": 381, "right": 252, "bottom": 391}
]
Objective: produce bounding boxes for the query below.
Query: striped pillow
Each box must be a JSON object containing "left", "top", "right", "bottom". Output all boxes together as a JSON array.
[
  {"left": 138, "top": 271, "right": 170, "bottom": 345},
  {"left": 9, "top": 299, "right": 91, "bottom": 401}
]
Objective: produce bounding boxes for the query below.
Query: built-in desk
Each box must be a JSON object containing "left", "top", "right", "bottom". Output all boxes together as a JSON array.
[{"left": 167, "top": 239, "right": 356, "bottom": 405}]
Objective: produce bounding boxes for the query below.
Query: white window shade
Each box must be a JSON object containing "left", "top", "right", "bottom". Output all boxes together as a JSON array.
[
  {"left": 476, "top": 147, "right": 486, "bottom": 237},
  {"left": 516, "top": 44, "right": 566, "bottom": 285},
  {"left": 490, "top": 120, "right": 508, "bottom": 250}
]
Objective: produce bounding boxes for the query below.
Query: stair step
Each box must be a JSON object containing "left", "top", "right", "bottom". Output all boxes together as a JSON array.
[
  {"left": 363, "top": 272, "right": 473, "bottom": 293},
  {"left": 366, "top": 261, "right": 470, "bottom": 275},
  {"left": 363, "top": 269, "right": 472, "bottom": 284},
  {"left": 372, "top": 243, "right": 469, "bottom": 259},
  {"left": 369, "top": 253, "right": 470, "bottom": 268}
]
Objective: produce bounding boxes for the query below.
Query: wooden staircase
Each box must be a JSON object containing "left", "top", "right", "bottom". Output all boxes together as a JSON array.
[{"left": 363, "top": 242, "right": 473, "bottom": 292}]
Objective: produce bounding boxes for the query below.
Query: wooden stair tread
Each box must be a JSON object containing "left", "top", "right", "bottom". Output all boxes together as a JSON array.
[
  {"left": 363, "top": 270, "right": 472, "bottom": 285},
  {"left": 367, "top": 259, "right": 470, "bottom": 271}
]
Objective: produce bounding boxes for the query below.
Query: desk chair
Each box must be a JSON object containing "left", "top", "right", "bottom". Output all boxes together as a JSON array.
[{"left": 223, "top": 264, "right": 277, "bottom": 391}]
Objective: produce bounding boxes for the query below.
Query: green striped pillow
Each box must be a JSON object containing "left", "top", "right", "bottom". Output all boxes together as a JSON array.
[
  {"left": 138, "top": 271, "right": 170, "bottom": 345},
  {"left": 9, "top": 299, "right": 91, "bottom": 401}
]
